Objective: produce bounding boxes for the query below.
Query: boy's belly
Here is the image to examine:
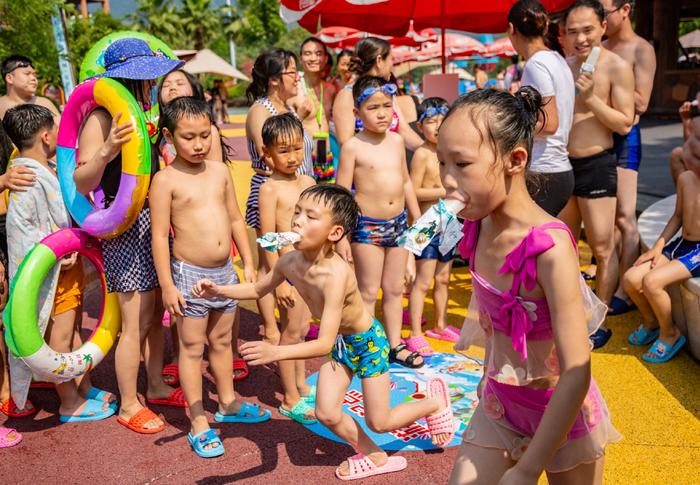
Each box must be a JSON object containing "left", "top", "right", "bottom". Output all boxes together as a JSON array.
[{"left": 171, "top": 210, "right": 233, "bottom": 267}]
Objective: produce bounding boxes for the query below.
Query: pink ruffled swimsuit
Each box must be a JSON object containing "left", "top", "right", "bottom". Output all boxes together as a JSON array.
[{"left": 458, "top": 219, "right": 621, "bottom": 472}]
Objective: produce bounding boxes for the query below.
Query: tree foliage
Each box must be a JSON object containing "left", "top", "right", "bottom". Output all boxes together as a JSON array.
[{"left": 67, "top": 12, "right": 128, "bottom": 73}]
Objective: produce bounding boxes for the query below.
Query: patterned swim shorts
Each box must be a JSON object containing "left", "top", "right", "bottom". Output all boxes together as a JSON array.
[
  {"left": 330, "top": 319, "right": 390, "bottom": 378},
  {"left": 351, "top": 210, "right": 407, "bottom": 247}
]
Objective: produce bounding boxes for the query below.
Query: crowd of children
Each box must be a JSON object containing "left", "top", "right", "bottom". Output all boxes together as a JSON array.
[{"left": 0, "top": 0, "right": 692, "bottom": 482}]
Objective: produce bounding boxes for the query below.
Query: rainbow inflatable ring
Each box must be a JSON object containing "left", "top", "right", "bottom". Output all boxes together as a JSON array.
[
  {"left": 57, "top": 77, "right": 151, "bottom": 239},
  {"left": 3, "top": 229, "right": 120, "bottom": 383}
]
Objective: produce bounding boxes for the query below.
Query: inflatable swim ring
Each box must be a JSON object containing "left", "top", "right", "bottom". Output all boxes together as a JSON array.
[
  {"left": 3, "top": 228, "right": 120, "bottom": 383},
  {"left": 57, "top": 77, "right": 150, "bottom": 239}
]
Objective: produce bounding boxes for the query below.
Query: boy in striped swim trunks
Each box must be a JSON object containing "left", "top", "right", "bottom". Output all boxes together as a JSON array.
[{"left": 150, "top": 97, "right": 269, "bottom": 459}]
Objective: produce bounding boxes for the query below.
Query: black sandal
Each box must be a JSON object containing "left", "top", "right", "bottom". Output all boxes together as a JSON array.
[{"left": 389, "top": 343, "right": 425, "bottom": 369}]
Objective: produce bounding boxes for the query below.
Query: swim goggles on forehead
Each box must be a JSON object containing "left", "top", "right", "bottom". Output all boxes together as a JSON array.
[
  {"left": 418, "top": 106, "right": 449, "bottom": 122},
  {"left": 354, "top": 83, "right": 398, "bottom": 107}
]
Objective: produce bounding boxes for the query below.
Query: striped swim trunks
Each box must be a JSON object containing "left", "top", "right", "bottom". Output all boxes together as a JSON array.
[{"left": 171, "top": 258, "right": 239, "bottom": 319}]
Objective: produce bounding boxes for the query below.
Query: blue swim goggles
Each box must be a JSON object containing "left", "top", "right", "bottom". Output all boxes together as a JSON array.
[
  {"left": 417, "top": 106, "right": 449, "bottom": 122},
  {"left": 355, "top": 83, "right": 398, "bottom": 107}
]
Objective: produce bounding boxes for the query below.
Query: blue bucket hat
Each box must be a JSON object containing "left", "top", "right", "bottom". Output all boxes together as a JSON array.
[{"left": 94, "top": 38, "right": 183, "bottom": 80}]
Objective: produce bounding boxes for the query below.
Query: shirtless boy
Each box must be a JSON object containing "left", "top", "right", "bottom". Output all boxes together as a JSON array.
[
  {"left": 0, "top": 56, "right": 60, "bottom": 122},
  {"left": 560, "top": 0, "right": 635, "bottom": 348},
  {"left": 291, "top": 37, "right": 336, "bottom": 182},
  {"left": 336, "top": 75, "right": 423, "bottom": 369},
  {"left": 258, "top": 113, "right": 316, "bottom": 424},
  {"left": 601, "top": 0, "right": 657, "bottom": 315},
  {"left": 194, "top": 184, "right": 454, "bottom": 480},
  {"left": 150, "top": 97, "right": 267, "bottom": 458},
  {"left": 406, "top": 97, "right": 457, "bottom": 355}
]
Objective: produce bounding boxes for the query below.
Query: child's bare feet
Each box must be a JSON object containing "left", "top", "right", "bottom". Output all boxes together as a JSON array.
[
  {"left": 219, "top": 400, "right": 268, "bottom": 419},
  {"left": 336, "top": 451, "right": 388, "bottom": 477},
  {"left": 427, "top": 396, "right": 452, "bottom": 446},
  {"left": 119, "top": 402, "right": 164, "bottom": 431},
  {"left": 146, "top": 381, "right": 177, "bottom": 401},
  {"left": 280, "top": 397, "right": 316, "bottom": 422},
  {"left": 59, "top": 396, "right": 108, "bottom": 416}
]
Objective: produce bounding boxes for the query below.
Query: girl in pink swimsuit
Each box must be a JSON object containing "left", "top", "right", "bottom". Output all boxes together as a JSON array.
[{"left": 439, "top": 87, "right": 620, "bottom": 484}]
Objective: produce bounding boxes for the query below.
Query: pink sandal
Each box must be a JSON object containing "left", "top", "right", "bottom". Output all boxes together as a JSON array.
[
  {"left": 425, "top": 325, "right": 461, "bottom": 343},
  {"left": 403, "top": 335, "right": 434, "bottom": 356},
  {"left": 0, "top": 426, "right": 22, "bottom": 448},
  {"left": 335, "top": 453, "right": 407, "bottom": 481},
  {"left": 425, "top": 377, "right": 455, "bottom": 447}
]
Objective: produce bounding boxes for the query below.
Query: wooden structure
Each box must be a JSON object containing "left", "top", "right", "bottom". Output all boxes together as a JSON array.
[
  {"left": 636, "top": 0, "right": 700, "bottom": 115},
  {"left": 67, "top": 0, "right": 110, "bottom": 20}
]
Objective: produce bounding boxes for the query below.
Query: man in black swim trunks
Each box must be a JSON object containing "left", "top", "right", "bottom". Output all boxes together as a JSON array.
[{"left": 558, "top": 0, "right": 635, "bottom": 348}]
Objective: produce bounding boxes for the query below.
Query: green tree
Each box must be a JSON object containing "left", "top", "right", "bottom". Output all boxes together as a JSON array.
[
  {"left": 67, "top": 11, "right": 128, "bottom": 72},
  {"left": 128, "top": 0, "right": 183, "bottom": 49},
  {"left": 0, "top": 0, "right": 67, "bottom": 86},
  {"left": 179, "top": 0, "right": 223, "bottom": 50},
  {"left": 680, "top": 19, "right": 700, "bottom": 38}
]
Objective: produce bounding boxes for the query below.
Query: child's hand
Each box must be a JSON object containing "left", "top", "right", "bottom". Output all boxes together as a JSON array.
[
  {"left": 297, "top": 97, "right": 315, "bottom": 120},
  {"left": 192, "top": 278, "right": 220, "bottom": 299},
  {"left": 336, "top": 238, "right": 353, "bottom": 263},
  {"left": 275, "top": 281, "right": 296, "bottom": 309},
  {"left": 240, "top": 340, "right": 279, "bottom": 366},
  {"left": 679, "top": 101, "right": 692, "bottom": 121},
  {"left": 243, "top": 264, "right": 257, "bottom": 283},
  {"left": 1, "top": 165, "right": 36, "bottom": 192},
  {"left": 634, "top": 247, "right": 662, "bottom": 268},
  {"left": 405, "top": 253, "right": 416, "bottom": 286},
  {"left": 162, "top": 285, "right": 186, "bottom": 317},
  {"left": 60, "top": 252, "right": 78, "bottom": 271},
  {"left": 99, "top": 112, "right": 134, "bottom": 162}
]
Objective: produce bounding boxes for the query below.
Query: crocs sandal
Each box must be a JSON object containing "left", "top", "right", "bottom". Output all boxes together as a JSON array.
[
  {"left": 0, "top": 426, "right": 22, "bottom": 448},
  {"left": 628, "top": 325, "right": 660, "bottom": 346},
  {"left": 590, "top": 328, "right": 612, "bottom": 350},
  {"left": 403, "top": 335, "right": 434, "bottom": 357},
  {"left": 85, "top": 386, "right": 117, "bottom": 411},
  {"left": 306, "top": 324, "right": 320, "bottom": 340},
  {"left": 278, "top": 398, "right": 317, "bottom": 425},
  {"left": 233, "top": 358, "right": 249, "bottom": 382},
  {"left": 187, "top": 428, "right": 225, "bottom": 458},
  {"left": 425, "top": 377, "right": 455, "bottom": 447},
  {"left": 214, "top": 402, "right": 272, "bottom": 423},
  {"left": 389, "top": 343, "right": 424, "bottom": 369},
  {"left": 147, "top": 387, "right": 188, "bottom": 408},
  {"left": 0, "top": 397, "right": 37, "bottom": 418},
  {"left": 117, "top": 407, "right": 165, "bottom": 434},
  {"left": 301, "top": 385, "right": 316, "bottom": 406},
  {"left": 161, "top": 363, "right": 180, "bottom": 386},
  {"left": 335, "top": 453, "right": 407, "bottom": 481},
  {"left": 59, "top": 398, "right": 116, "bottom": 423},
  {"left": 425, "top": 325, "right": 461, "bottom": 343},
  {"left": 642, "top": 335, "right": 686, "bottom": 363},
  {"left": 401, "top": 309, "right": 426, "bottom": 327},
  {"left": 608, "top": 296, "right": 636, "bottom": 316}
]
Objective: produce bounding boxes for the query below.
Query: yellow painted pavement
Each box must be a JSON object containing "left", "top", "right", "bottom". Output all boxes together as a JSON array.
[{"left": 225, "top": 123, "right": 700, "bottom": 485}]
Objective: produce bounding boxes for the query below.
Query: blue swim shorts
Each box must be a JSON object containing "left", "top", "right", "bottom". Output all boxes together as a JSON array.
[
  {"left": 330, "top": 319, "right": 390, "bottom": 378},
  {"left": 613, "top": 123, "right": 642, "bottom": 171},
  {"left": 351, "top": 210, "right": 407, "bottom": 247},
  {"left": 416, "top": 235, "right": 454, "bottom": 263},
  {"left": 662, "top": 237, "right": 700, "bottom": 277}
]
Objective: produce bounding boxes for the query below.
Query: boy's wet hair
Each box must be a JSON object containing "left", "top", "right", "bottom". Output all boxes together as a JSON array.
[
  {"left": 417, "top": 97, "right": 449, "bottom": 122},
  {"left": 564, "top": 0, "right": 606, "bottom": 24},
  {"left": 445, "top": 87, "right": 543, "bottom": 167},
  {"left": 159, "top": 96, "right": 212, "bottom": 136},
  {"left": 1, "top": 55, "right": 33, "bottom": 81},
  {"left": 352, "top": 75, "right": 389, "bottom": 105},
  {"left": 262, "top": 113, "right": 304, "bottom": 148},
  {"left": 2, "top": 104, "right": 54, "bottom": 151},
  {"left": 299, "top": 184, "right": 360, "bottom": 240}
]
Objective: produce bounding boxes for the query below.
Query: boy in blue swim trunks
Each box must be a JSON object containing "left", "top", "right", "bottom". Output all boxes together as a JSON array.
[
  {"left": 336, "top": 76, "right": 423, "bottom": 369},
  {"left": 150, "top": 97, "right": 267, "bottom": 458},
  {"left": 194, "top": 184, "right": 454, "bottom": 480},
  {"left": 621, "top": 165, "right": 700, "bottom": 363}
]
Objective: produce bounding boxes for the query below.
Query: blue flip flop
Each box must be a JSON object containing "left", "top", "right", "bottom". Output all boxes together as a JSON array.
[
  {"left": 608, "top": 296, "right": 636, "bottom": 316},
  {"left": 642, "top": 335, "right": 686, "bottom": 363},
  {"left": 85, "top": 387, "right": 118, "bottom": 412},
  {"left": 187, "top": 428, "right": 224, "bottom": 458},
  {"left": 301, "top": 385, "right": 316, "bottom": 406},
  {"left": 214, "top": 402, "right": 271, "bottom": 423},
  {"left": 590, "top": 328, "right": 612, "bottom": 349},
  {"left": 628, "top": 326, "right": 660, "bottom": 346},
  {"left": 59, "top": 398, "right": 116, "bottom": 423},
  {"left": 279, "top": 398, "right": 318, "bottom": 425}
]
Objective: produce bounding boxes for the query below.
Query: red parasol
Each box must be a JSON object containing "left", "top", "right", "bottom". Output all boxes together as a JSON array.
[
  {"left": 280, "top": 0, "right": 574, "bottom": 71},
  {"left": 318, "top": 25, "right": 437, "bottom": 49},
  {"left": 483, "top": 37, "right": 517, "bottom": 58},
  {"left": 393, "top": 33, "right": 485, "bottom": 63}
]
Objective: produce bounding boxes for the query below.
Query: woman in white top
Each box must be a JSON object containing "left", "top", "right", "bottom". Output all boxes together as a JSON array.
[{"left": 508, "top": 0, "right": 575, "bottom": 216}]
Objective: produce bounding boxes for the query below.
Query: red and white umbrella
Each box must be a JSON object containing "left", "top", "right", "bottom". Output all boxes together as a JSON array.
[
  {"left": 318, "top": 25, "right": 437, "bottom": 49},
  {"left": 483, "top": 37, "right": 517, "bottom": 58},
  {"left": 392, "top": 33, "right": 485, "bottom": 64}
]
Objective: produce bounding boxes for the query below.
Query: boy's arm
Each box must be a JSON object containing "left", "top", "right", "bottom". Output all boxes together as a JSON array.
[
  {"left": 239, "top": 269, "right": 345, "bottom": 364},
  {"left": 194, "top": 254, "right": 287, "bottom": 301},
  {"left": 149, "top": 172, "right": 185, "bottom": 316},
  {"left": 410, "top": 149, "right": 445, "bottom": 202},
  {"left": 222, "top": 164, "right": 255, "bottom": 282}
]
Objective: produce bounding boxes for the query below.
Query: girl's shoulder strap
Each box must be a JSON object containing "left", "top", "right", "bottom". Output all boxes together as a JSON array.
[{"left": 538, "top": 220, "right": 578, "bottom": 254}]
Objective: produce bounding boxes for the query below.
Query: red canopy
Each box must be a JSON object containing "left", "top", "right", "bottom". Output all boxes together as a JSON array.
[
  {"left": 317, "top": 25, "right": 436, "bottom": 49},
  {"left": 483, "top": 37, "right": 517, "bottom": 58},
  {"left": 280, "top": 0, "right": 575, "bottom": 37}
]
